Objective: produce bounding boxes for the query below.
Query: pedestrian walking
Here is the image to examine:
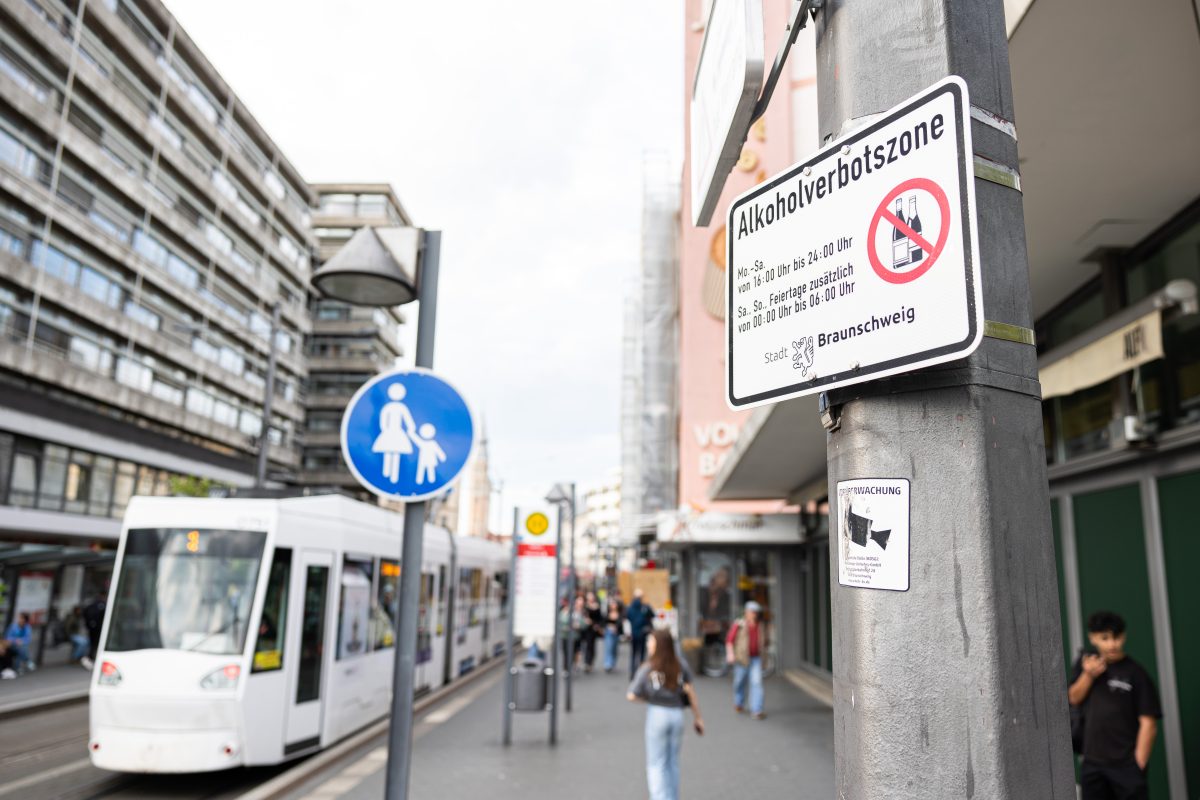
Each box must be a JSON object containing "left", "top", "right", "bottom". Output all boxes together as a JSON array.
[
  {"left": 626, "top": 588, "right": 654, "bottom": 678},
  {"left": 63, "top": 606, "right": 91, "bottom": 668},
  {"left": 1068, "top": 610, "right": 1161, "bottom": 800},
  {"left": 559, "top": 595, "right": 586, "bottom": 673},
  {"left": 726, "top": 601, "right": 768, "bottom": 719},
  {"left": 602, "top": 597, "right": 622, "bottom": 672},
  {"left": 582, "top": 591, "right": 603, "bottom": 673},
  {"left": 626, "top": 628, "right": 704, "bottom": 800},
  {"left": 4, "top": 612, "right": 34, "bottom": 673},
  {"left": 82, "top": 594, "right": 105, "bottom": 662}
]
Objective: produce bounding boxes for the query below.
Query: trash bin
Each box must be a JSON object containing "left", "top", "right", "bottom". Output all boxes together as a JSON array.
[{"left": 513, "top": 658, "right": 548, "bottom": 711}]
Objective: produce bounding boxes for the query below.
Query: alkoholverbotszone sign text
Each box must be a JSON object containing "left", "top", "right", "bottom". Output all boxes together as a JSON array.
[{"left": 726, "top": 76, "right": 983, "bottom": 409}]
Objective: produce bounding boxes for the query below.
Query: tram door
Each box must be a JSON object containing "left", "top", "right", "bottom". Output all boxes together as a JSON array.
[{"left": 285, "top": 550, "right": 332, "bottom": 752}]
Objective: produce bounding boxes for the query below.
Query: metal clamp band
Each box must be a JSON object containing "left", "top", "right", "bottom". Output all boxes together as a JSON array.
[
  {"left": 973, "top": 155, "right": 1022, "bottom": 192},
  {"left": 984, "top": 320, "right": 1036, "bottom": 345}
]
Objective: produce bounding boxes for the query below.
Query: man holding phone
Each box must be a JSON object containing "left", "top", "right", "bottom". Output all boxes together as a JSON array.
[{"left": 1068, "top": 611, "right": 1161, "bottom": 800}]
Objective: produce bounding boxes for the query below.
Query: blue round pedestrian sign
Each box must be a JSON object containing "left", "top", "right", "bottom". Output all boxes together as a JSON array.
[{"left": 340, "top": 367, "right": 476, "bottom": 502}]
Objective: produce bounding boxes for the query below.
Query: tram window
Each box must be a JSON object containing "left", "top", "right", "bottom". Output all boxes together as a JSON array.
[
  {"left": 337, "top": 557, "right": 372, "bottom": 660},
  {"left": 252, "top": 548, "right": 291, "bottom": 672},
  {"left": 456, "top": 568, "right": 471, "bottom": 642},
  {"left": 418, "top": 572, "right": 433, "bottom": 657},
  {"left": 297, "top": 565, "right": 329, "bottom": 704},
  {"left": 495, "top": 572, "right": 509, "bottom": 619},
  {"left": 374, "top": 559, "right": 399, "bottom": 650},
  {"left": 437, "top": 565, "right": 447, "bottom": 636},
  {"left": 106, "top": 528, "right": 266, "bottom": 654},
  {"left": 469, "top": 569, "right": 483, "bottom": 626}
]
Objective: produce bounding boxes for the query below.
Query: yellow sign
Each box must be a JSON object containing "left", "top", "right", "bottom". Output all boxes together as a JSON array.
[{"left": 525, "top": 512, "right": 550, "bottom": 536}]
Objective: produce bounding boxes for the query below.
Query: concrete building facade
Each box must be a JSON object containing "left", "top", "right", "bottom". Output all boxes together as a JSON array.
[{"left": 298, "top": 183, "right": 408, "bottom": 499}]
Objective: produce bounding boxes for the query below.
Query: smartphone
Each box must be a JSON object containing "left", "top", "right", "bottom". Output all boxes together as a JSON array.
[{"left": 1080, "top": 643, "right": 1099, "bottom": 658}]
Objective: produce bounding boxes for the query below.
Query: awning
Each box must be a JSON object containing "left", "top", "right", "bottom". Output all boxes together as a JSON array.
[
  {"left": 707, "top": 396, "right": 828, "bottom": 504},
  {"left": 657, "top": 511, "right": 802, "bottom": 548},
  {"left": 1038, "top": 279, "right": 1197, "bottom": 400}
]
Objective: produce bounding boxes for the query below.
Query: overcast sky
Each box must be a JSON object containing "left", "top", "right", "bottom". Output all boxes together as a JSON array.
[{"left": 166, "top": 0, "right": 684, "bottom": 522}]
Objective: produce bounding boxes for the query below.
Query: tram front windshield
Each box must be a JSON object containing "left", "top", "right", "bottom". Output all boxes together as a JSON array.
[{"left": 106, "top": 528, "right": 266, "bottom": 655}]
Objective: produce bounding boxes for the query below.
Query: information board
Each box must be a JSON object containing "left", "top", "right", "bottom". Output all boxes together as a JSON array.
[
  {"left": 512, "top": 508, "right": 559, "bottom": 639},
  {"left": 836, "top": 478, "right": 910, "bottom": 592},
  {"left": 727, "top": 76, "right": 982, "bottom": 408}
]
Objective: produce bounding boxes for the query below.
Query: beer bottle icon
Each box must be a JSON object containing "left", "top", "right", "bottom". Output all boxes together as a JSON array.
[
  {"left": 891, "top": 198, "right": 908, "bottom": 268},
  {"left": 908, "top": 196, "right": 923, "bottom": 263}
]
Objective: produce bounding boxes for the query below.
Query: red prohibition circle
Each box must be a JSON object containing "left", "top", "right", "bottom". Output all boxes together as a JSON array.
[{"left": 866, "top": 177, "right": 951, "bottom": 285}]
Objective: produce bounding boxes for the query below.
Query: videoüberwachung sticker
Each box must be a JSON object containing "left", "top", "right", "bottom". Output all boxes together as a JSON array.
[{"left": 836, "top": 478, "right": 910, "bottom": 591}]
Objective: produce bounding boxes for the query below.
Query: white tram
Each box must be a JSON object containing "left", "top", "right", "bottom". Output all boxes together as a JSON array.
[{"left": 88, "top": 495, "right": 510, "bottom": 773}]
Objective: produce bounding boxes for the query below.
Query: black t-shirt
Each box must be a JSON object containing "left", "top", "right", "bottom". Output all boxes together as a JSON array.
[{"left": 1070, "top": 655, "right": 1162, "bottom": 765}]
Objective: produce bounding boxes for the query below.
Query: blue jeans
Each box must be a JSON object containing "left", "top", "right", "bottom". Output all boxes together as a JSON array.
[
  {"left": 733, "top": 656, "right": 764, "bottom": 714},
  {"left": 70, "top": 634, "right": 89, "bottom": 661},
  {"left": 645, "top": 704, "right": 684, "bottom": 800},
  {"left": 603, "top": 629, "right": 619, "bottom": 671},
  {"left": 8, "top": 642, "right": 31, "bottom": 671}
]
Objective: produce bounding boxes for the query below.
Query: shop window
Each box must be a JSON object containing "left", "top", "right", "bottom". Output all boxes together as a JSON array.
[
  {"left": 1057, "top": 382, "right": 1113, "bottom": 460},
  {"left": 252, "top": 548, "right": 291, "bottom": 672}
]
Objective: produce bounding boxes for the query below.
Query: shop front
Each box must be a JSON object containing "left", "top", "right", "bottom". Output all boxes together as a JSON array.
[{"left": 656, "top": 511, "right": 803, "bottom": 677}]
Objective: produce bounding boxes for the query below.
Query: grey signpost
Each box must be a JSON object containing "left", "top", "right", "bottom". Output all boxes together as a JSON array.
[
  {"left": 381, "top": 231, "right": 441, "bottom": 800},
  {"left": 502, "top": 509, "right": 518, "bottom": 746},
  {"left": 706, "top": 1, "right": 1075, "bottom": 796},
  {"left": 312, "top": 227, "right": 443, "bottom": 800},
  {"left": 810, "top": 3, "right": 1074, "bottom": 796}
]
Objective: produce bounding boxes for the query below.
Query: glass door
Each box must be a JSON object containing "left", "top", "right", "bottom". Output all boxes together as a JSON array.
[{"left": 285, "top": 550, "right": 331, "bottom": 753}]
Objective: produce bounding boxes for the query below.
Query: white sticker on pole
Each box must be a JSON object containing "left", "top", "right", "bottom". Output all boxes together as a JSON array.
[
  {"left": 512, "top": 507, "right": 559, "bottom": 639},
  {"left": 836, "top": 479, "right": 910, "bottom": 592},
  {"left": 726, "top": 76, "right": 982, "bottom": 408}
]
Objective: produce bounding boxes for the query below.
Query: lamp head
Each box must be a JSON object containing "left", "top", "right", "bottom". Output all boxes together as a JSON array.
[{"left": 311, "top": 226, "right": 420, "bottom": 307}]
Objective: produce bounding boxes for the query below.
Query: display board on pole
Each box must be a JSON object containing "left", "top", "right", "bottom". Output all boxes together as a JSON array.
[
  {"left": 726, "top": 77, "right": 982, "bottom": 409},
  {"left": 690, "top": 0, "right": 764, "bottom": 226},
  {"left": 513, "top": 508, "right": 560, "bottom": 639}
]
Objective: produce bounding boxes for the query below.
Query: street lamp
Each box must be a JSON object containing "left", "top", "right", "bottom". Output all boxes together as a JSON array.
[
  {"left": 311, "top": 225, "right": 438, "bottom": 800},
  {"left": 544, "top": 481, "right": 576, "bottom": 711}
]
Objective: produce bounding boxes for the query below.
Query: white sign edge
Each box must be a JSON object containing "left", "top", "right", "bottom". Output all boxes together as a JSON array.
[
  {"left": 690, "top": 0, "right": 765, "bottom": 228},
  {"left": 723, "top": 74, "right": 985, "bottom": 411},
  {"left": 339, "top": 365, "right": 478, "bottom": 503}
]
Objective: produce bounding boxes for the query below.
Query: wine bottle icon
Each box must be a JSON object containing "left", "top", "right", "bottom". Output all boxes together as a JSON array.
[
  {"left": 890, "top": 198, "right": 908, "bottom": 269},
  {"left": 907, "top": 196, "right": 923, "bottom": 264}
]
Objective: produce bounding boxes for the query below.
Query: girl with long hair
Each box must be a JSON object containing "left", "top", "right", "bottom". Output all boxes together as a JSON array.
[{"left": 626, "top": 628, "right": 704, "bottom": 800}]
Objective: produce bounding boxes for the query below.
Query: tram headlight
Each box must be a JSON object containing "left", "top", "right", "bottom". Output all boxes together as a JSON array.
[
  {"left": 97, "top": 661, "right": 122, "bottom": 687},
  {"left": 200, "top": 664, "right": 241, "bottom": 690}
]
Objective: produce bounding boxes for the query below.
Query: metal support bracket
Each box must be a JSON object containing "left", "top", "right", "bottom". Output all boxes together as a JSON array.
[{"left": 750, "top": 0, "right": 822, "bottom": 124}]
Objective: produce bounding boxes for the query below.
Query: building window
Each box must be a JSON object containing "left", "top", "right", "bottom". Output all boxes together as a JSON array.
[
  {"left": 63, "top": 450, "right": 94, "bottom": 514},
  {"left": 9, "top": 449, "right": 39, "bottom": 507},
  {"left": 37, "top": 444, "right": 68, "bottom": 511}
]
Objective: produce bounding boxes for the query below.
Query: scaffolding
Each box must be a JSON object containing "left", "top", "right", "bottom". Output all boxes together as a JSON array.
[{"left": 620, "top": 153, "right": 680, "bottom": 548}]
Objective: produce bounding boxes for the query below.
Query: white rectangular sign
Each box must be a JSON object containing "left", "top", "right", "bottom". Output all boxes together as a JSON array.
[
  {"left": 836, "top": 479, "right": 910, "bottom": 591},
  {"left": 726, "top": 76, "right": 982, "bottom": 408},
  {"left": 512, "top": 508, "right": 559, "bottom": 640},
  {"left": 690, "top": 0, "right": 763, "bottom": 226}
]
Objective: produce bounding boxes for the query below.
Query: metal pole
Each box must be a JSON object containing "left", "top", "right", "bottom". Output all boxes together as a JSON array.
[
  {"left": 564, "top": 484, "right": 576, "bottom": 712},
  {"left": 384, "top": 231, "right": 441, "bottom": 800},
  {"left": 548, "top": 507, "right": 561, "bottom": 745},
  {"left": 254, "top": 301, "right": 280, "bottom": 488},
  {"left": 502, "top": 508, "right": 518, "bottom": 746},
  {"left": 813, "top": 4, "right": 1074, "bottom": 797}
]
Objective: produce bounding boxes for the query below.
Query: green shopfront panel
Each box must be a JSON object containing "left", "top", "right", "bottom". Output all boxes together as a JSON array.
[
  {"left": 1158, "top": 470, "right": 1200, "bottom": 799},
  {"left": 1073, "top": 485, "right": 1167, "bottom": 799},
  {"left": 1050, "top": 500, "right": 1071, "bottom": 670}
]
